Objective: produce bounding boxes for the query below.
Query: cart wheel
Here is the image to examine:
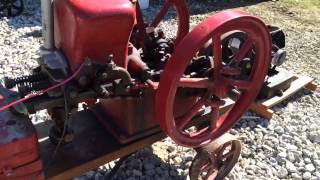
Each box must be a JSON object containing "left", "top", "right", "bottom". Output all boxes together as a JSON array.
[
  {"left": 0, "top": 0, "right": 24, "bottom": 17},
  {"left": 189, "top": 134, "right": 242, "bottom": 180},
  {"left": 136, "top": 0, "right": 189, "bottom": 45},
  {"left": 156, "top": 10, "right": 272, "bottom": 147}
]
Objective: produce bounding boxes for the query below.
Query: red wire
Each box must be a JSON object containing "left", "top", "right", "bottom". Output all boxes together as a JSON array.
[{"left": 0, "top": 62, "right": 85, "bottom": 112}]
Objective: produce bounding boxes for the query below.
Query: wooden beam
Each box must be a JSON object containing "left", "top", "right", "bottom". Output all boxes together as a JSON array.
[
  {"left": 250, "top": 75, "right": 317, "bottom": 119},
  {"left": 262, "top": 75, "right": 314, "bottom": 108},
  {"left": 249, "top": 103, "right": 274, "bottom": 119},
  {"left": 305, "top": 81, "right": 318, "bottom": 91},
  {"left": 49, "top": 133, "right": 165, "bottom": 180},
  {"left": 36, "top": 111, "right": 165, "bottom": 180}
]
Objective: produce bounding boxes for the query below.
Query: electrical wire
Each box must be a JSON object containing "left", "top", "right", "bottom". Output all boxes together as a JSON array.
[{"left": 0, "top": 62, "right": 85, "bottom": 112}]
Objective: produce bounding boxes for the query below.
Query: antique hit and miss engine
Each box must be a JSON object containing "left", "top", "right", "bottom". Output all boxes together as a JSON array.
[{"left": 0, "top": 0, "right": 287, "bottom": 179}]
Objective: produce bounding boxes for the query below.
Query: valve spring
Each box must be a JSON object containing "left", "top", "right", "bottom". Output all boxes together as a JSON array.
[
  {"left": 18, "top": 81, "right": 51, "bottom": 97},
  {"left": 4, "top": 73, "right": 48, "bottom": 89}
]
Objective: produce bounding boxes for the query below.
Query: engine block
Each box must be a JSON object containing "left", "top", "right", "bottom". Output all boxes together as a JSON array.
[{"left": 54, "top": 0, "right": 136, "bottom": 70}]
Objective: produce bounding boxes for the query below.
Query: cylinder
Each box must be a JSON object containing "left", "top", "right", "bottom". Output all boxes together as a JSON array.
[{"left": 41, "top": 0, "right": 54, "bottom": 50}]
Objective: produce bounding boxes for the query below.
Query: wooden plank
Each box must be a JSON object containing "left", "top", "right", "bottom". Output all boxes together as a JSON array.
[
  {"left": 49, "top": 133, "right": 165, "bottom": 180},
  {"left": 305, "top": 81, "right": 318, "bottom": 91},
  {"left": 36, "top": 110, "right": 165, "bottom": 180},
  {"left": 261, "top": 75, "right": 314, "bottom": 108},
  {"left": 249, "top": 103, "right": 274, "bottom": 119},
  {"left": 250, "top": 75, "right": 317, "bottom": 119}
]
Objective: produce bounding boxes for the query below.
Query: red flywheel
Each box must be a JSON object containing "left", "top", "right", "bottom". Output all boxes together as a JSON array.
[
  {"left": 156, "top": 10, "right": 272, "bottom": 147},
  {"left": 136, "top": 0, "right": 189, "bottom": 45},
  {"left": 150, "top": 0, "right": 189, "bottom": 44}
]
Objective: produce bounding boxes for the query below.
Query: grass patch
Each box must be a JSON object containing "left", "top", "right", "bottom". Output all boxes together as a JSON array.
[
  {"left": 282, "top": 0, "right": 320, "bottom": 10},
  {"left": 279, "top": 0, "right": 320, "bottom": 25}
]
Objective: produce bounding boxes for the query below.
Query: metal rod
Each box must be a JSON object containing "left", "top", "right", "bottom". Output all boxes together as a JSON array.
[{"left": 41, "top": 0, "right": 54, "bottom": 50}]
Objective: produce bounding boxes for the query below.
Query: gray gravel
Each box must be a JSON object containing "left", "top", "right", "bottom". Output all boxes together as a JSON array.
[{"left": 0, "top": 0, "right": 319, "bottom": 180}]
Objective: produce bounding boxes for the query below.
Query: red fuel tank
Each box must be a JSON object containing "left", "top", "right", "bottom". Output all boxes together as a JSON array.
[{"left": 53, "top": 0, "right": 136, "bottom": 71}]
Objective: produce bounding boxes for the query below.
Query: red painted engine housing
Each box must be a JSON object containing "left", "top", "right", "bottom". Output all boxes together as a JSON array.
[
  {"left": 53, "top": 0, "right": 136, "bottom": 71},
  {"left": 0, "top": 98, "right": 44, "bottom": 179},
  {"left": 92, "top": 89, "right": 197, "bottom": 144}
]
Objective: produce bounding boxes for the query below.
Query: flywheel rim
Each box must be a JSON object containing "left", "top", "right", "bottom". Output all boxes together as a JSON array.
[{"left": 156, "top": 10, "right": 272, "bottom": 147}]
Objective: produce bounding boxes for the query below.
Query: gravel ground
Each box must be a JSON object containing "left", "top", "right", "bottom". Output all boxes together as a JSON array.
[{"left": 0, "top": 0, "right": 319, "bottom": 180}]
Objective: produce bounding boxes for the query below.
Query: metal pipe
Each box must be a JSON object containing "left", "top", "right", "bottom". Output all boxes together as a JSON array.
[{"left": 41, "top": 0, "right": 54, "bottom": 50}]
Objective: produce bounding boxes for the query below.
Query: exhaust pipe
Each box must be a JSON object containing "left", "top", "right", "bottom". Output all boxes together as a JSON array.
[{"left": 41, "top": 0, "right": 54, "bottom": 50}]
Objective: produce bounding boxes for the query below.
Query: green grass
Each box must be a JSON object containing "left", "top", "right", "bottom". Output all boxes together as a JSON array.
[
  {"left": 283, "top": 0, "right": 320, "bottom": 9},
  {"left": 279, "top": 0, "right": 320, "bottom": 25}
]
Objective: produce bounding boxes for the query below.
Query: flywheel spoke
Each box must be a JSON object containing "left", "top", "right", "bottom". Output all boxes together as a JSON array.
[
  {"left": 212, "top": 35, "right": 223, "bottom": 80},
  {"left": 232, "top": 37, "right": 254, "bottom": 65},
  {"left": 206, "top": 97, "right": 225, "bottom": 129},
  {"left": 210, "top": 107, "right": 220, "bottom": 129},
  {"left": 177, "top": 95, "right": 207, "bottom": 130},
  {"left": 220, "top": 66, "right": 242, "bottom": 76},
  {"left": 223, "top": 78, "right": 252, "bottom": 90},
  {"left": 178, "top": 77, "right": 214, "bottom": 89},
  {"left": 151, "top": 0, "right": 172, "bottom": 27}
]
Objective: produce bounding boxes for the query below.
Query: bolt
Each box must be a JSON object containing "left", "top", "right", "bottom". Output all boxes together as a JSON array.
[
  {"left": 84, "top": 58, "right": 93, "bottom": 67},
  {"left": 3, "top": 166, "right": 13, "bottom": 177},
  {"left": 64, "top": 133, "right": 75, "bottom": 143},
  {"left": 78, "top": 75, "right": 89, "bottom": 87},
  {"left": 101, "top": 73, "right": 108, "bottom": 80},
  {"left": 70, "top": 90, "right": 78, "bottom": 99},
  {"left": 107, "top": 54, "right": 114, "bottom": 64}
]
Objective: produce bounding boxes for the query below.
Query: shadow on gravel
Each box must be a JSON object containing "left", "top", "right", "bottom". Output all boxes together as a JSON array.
[
  {"left": 3, "top": 0, "right": 41, "bottom": 29},
  {"left": 3, "top": 0, "right": 272, "bottom": 34},
  {"left": 184, "top": 0, "right": 271, "bottom": 15},
  {"left": 271, "top": 88, "right": 315, "bottom": 113},
  {"left": 234, "top": 113, "right": 270, "bottom": 130},
  {"left": 147, "top": 0, "right": 272, "bottom": 22},
  {"left": 108, "top": 147, "right": 187, "bottom": 180}
]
